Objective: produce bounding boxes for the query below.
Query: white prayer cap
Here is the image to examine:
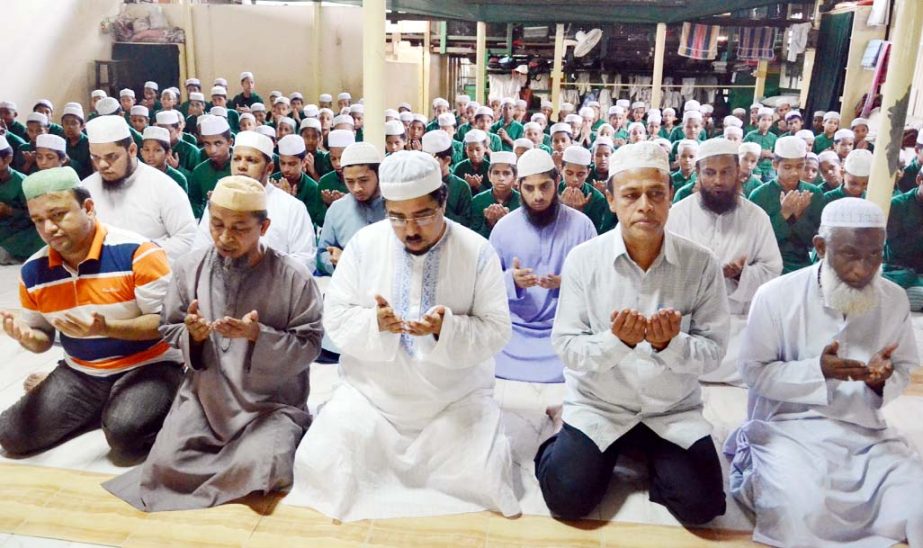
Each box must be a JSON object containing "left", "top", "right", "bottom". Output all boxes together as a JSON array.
[
  {"left": 130, "top": 105, "right": 149, "bottom": 117},
  {"left": 757, "top": 107, "right": 774, "bottom": 118},
  {"left": 677, "top": 139, "right": 699, "bottom": 154},
  {"left": 26, "top": 112, "right": 49, "bottom": 125},
  {"left": 491, "top": 151, "right": 517, "bottom": 166},
  {"left": 564, "top": 114, "right": 583, "bottom": 125},
  {"left": 628, "top": 122, "right": 646, "bottom": 134},
  {"left": 142, "top": 126, "right": 171, "bottom": 145},
  {"left": 189, "top": 92, "right": 205, "bottom": 102},
  {"left": 474, "top": 106, "right": 494, "bottom": 118},
  {"left": 463, "top": 129, "right": 488, "bottom": 144},
  {"left": 587, "top": 101, "right": 600, "bottom": 108},
  {"left": 843, "top": 149, "right": 872, "bottom": 177},
  {"left": 91, "top": 89, "right": 107, "bottom": 99},
  {"left": 518, "top": 149, "right": 555, "bottom": 178},
  {"left": 278, "top": 117, "right": 296, "bottom": 130},
  {"left": 723, "top": 116, "right": 743, "bottom": 128},
  {"left": 214, "top": 77, "right": 228, "bottom": 87},
  {"left": 319, "top": 107, "right": 335, "bottom": 117},
  {"left": 663, "top": 107, "right": 676, "bottom": 116},
  {"left": 523, "top": 122, "right": 541, "bottom": 132},
  {"left": 332, "top": 114, "right": 355, "bottom": 127},
  {"left": 432, "top": 97, "right": 449, "bottom": 108},
  {"left": 818, "top": 150, "right": 841, "bottom": 164},
  {"left": 792, "top": 129, "right": 813, "bottom": 140},
  {"left": 732, "top": 107, "right": 746, "bottom": 116},
  {"left": 95, "top": 98, "right": 120, "bottom": 116},
  {"left": 200, "top": 115, "right": 230, "bottom": 136},
  {"left": 597, "top": 123, "right": 614, "bottom": 134},
  {"left": 273, "top": 96, "right": 291, "bottom": 106},
  {"left": 0, "top": 135, "right": 9, "bottom": 151},
  {"left": 398, "top": 102, "right": 412, "bottom": 110},
  {"left": 422, "top": 130, "right": 452, "bottom": 154},
  {"left": 35, "top": 99, "right": 54, "bottom": 111},
  {"left": 144, "top": 81, "right": 158, "bottom": 91},
  {"left": 813, "top": 110, "right": 826, "bottom": 118},
  {"left": 579, "top": 107, "right": 595, "bottom": 119},
  {"left": 611, "top": 141, "right": 670, "bottom": 175},
  {"left": 384, "top": 108, "right": 399, "bottom": 119},
  {"left": 456, "top": 94, "right": 470, "bottom": 103},
  {"left": 739, "top": 142, "right": 761, "bottom": 157},
  {"left": 550, "top": 122, "right": 572, "bottom": 135},
  {"left": 384, "top": 120, "right": 405, "bottom": 136},
  {"left": 399, "top": 112, "right": 414, "bottom": 123},
  {"left": 210, "top": 106, "right": 228, "bottom": 118},
  {"left": 834, "top": 128, "right": 855, "bottom": 142},
  {"left": 562, "top": 145, "right": 591, "bottom": 166},
  {"left": 499, "top": 97, "right": 514, "bottom": 107},
  {"left": 820, "top": 197, "right": 885, "bottom": 229},
  {"left": 240, "top": 71, "right": 254, "bottom": 81},
  {"left": 116, "top": 88, "right": 134, "bottom": 99},
  {"left": 683, "top": 110, "right": 703, "bottom": 122},
  {"left": 683, "top": 100, "right": 701, "bottom": 112},
  {"left": 350, "top": 105, "right": 369, "bottom": 116},
  {"left": 413, "top": 114, "right": 428, "bottom": 125},
  {"left": 36, "top": 134, "right": 66, "bottom": 153},
  {"left": 327, "top": 129, "right": 356, "bottom": 149},
  {"left": 530, "top": 113, "right": 546, "bottom": 123},
  {"left": 234, "top": 130, "right": 274, "bottom": 158},
  {"left": 631, "top": 101, "right": 646, "bottom": 110},
  {"left": 850, "top": 117, "right": 869, "bottom": 128},
  {"left": 304, "top": 105, "right": 319, "bottom": 117},
  {"left": 185, "top": 78, "right": 201, "bottom": 87},
  {"left": 698, "top": 138, "right": 738, "bottom": 161},
  {"left": 654, "top": 137, "right": 672, "bottom": 150},
  {"left": 750, "top": 102, "right": 763, "bottom": 110},
  {"left": 62, "top": 105, "right": 84, "bottom": 121},
  {"left": 251, "top": 103, "right": 266, "bottom": 113},
  {"left": 562, "top": 102, "right": 576, "bottom": 112},
  {"left": 647, "top": 113, "right": 662, "bottom": 124},
  {"left": 338, "top": 92, "right": 352, "bottom": 101},
  {"left": 723, "top": 126, "right": 743, "bottom": 139},
  {"left": 608, "top": 105, "right": 624, "bottom": 116},
  {"left": 86, "top": 115, "right": 130, "bottom": 144},
  {"left": 66, "top": 102, "right": 83, "bottom": 110},
  {"left": 437, "top": 113, "right": 456, "bottom": 127},
  {"left": 210, "top": 86, "right": 227, "bottom": 97},
  {"left": 211, "top": 176, "right": 266, "bottom": 212},
  {"left": 161, "top": 88, "right": 178, "bottom": 99},
  {"left": 516, "top": 99, "right": 528, "bottom": 108},
  {"left": 701, "top": 104, "right": 714, "bottom": 115},
  {"left": 155, "top": 110, "right": 181, "bottom": 125},
  {"left": 513, "top": 138, "right": 534, "bottom": 151},
  {"left": 774, "top": 135, "right": 807, "bottom": 158},
  {"left": 541, "top": 99, "right": 553, "bottom": 108},
  {"left": 239, "top": 112, "right": 256, "bottom": 124},
  {"left": 806, "top": 152, "right": 819, "bottom": 163},
  {"left": 0, "top": 101, "right": 17, "bottom": 111},
  {"left": 824, "top": 111, "right": 841, "bottom": 122},
  {"left": 379, "top": 150, "right": 443, "bottom": 200},
  {"left": 593, "top": 136, "right": 615, "bottom": 151},
  {"left": 290, "top": 92, "right": 304, "bottom": 101},
  {"left": 256, "top": 125, "right": 276, "bottom": 139},
  {"left": 277, "top": 134, "right": 306, "bottom": 157},
  {"left": 319, "top": 93, "right": 333, "bottom": 103},
  {"left": 300, "top": 117, "right": 322, "bottom": 132},
  {"left": 616, "top": 99, "right": 630, "bottom": 108},
  {"left": 785, "top": 109, "right": 803, "bottom": 121}
]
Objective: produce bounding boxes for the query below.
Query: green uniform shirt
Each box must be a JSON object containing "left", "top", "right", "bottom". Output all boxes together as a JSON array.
[
  {"left": 312, "top": 149, "right": 333, "bottom": 178},
  {"left": 884, "top": 188, "right": 923, "bottom": 283},
  {"left": 444, "top": 174, "right": 473, "bottom": 227},
  {"left": 172, "top": 139, "right": 202, "bottom": 174},
  {"left": 130, "top": 127, "right": 143, "bottom": 151},
  {"left": 8, "top": 121, "right": 28, "bottom": 142},
  {"left": 558, "top": 181, "right": 609, "bottom": 234},
  {"left": 230, "top": 92, "right": 265, "bottom": 111},
  {"left": 451, "top": 140, "right": 466, "bottom": 167},
  {"left": 490, "top": 120, "right": 524, "bottom": 151},
  {"left": 164, "top": 165, "right": 189, "bottom": 193},
  {"left": 49, "top": 123, "right": 65, "bottom": 138},
  {"left": 669, "top": 126, "right": 707, "bottom": 143},
  {"left": 456, "top": 123, "right": 472, "bottom": 142},
  {"left": 66, "top": 133, "right": 93, "bottom": 179},
  {"left": 0, "top": 168, "right": 44, "bottom": 260},
  {"left": 898, "top": 157, "right": 921, "bottom": 193},
  {"left": 670, "top": 170, "right": 696, "bottom": 192},
  {"left": 13, "top": 143, "right": 36, "bottom": 175},
  {"left": 452, "top": 159, "right": 492, "bottom": 193},
  {"left": 318, "top": 170, "right": 347, "bottom": 194},
  {"left": 823, "top": 186, "right": 864, "bottom": 204},
  {"left": 749, "top": 179, "right": 824, "bottom": 273},
  {"left": 542, "top": 134, "right": 552, "bottom": 148},
  {"left": 591, "top": 119, "right": 605, "bottom": 131},
  {"left": 813, "top": 132, "right": 835, "bottom": 154},
  {"left": 469, "top": 188, "right": 521, "bottom": 238},
  {"left": 658, "top": 126, "right": 674, "bottom": 140},
  {"left": 181, "top": 132, "right": 197, "bottom": 146},
  {"left": 742, "top": 175, "right": 763, "bottom": 198},
  {"left": 743, "top": 130, "right": 778, "bottom": 179},
  {"left": 673, "top": 182, "right": 695, "bottom": 203},
  {"left": 188, "top": 158, "right": 231, "bottom": 219},
  {"left": 273, "top": 171, "right": 323, "bottom": 229},
  {"left": 487, "top": 132, "right": 503, "bottom": 152},
  {"left": 3, "top": 131, "right": 26, "bottom": 150}
]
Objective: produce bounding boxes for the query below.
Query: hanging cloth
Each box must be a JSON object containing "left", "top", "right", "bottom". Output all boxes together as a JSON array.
[
  {"left": 787, "top": 23, "right": 811, "bottom": 62},
  {"left": 677, "top": 23, "right": 721, "bottom": 61},
  {"left": 738, "top": 27, "right": 777, "bottom": 61}
]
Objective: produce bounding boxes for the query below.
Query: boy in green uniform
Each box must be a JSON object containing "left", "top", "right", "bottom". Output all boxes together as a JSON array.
[
  {"left": 32, "top": 100, "right": 64, "bottom": 137},
  {"left": 13, "top": 113, "right": 50, "bottom": 175},
  {"left": 156, "top": 110, "right": 201, "bottom": 176},
  {"left": 453, "top": 129, "right": 492, "bottom": 194},
  {"left": 669, "top": 111, "right": 704, "bottom": 167},
  {"left": 491, "top": 98, "right": 525, "bottom": 152},
  {"left": 738, "top": 142, "right": 765, "bottom": 198},
  {"left": 33, "top": 134, "right": 75, "bottom": 173},
  {"left": 436, "top": 113, "right": 465, "bottom": 166},
  {"left": 184, "top": 92, "right": 208, "bottom": 133},
  {"left": 316, "top": 129, "right": 354, "bottom": 218},
  {"left": 230, "top": 71, "right": 264, "bottom": 111},
  {"left": 816, "top": 150, "right": 843, "bottom": 193},
  {"left": 812, "top": 111, "right": 840, "bottom": 153},
  {"left": 272, "top": 134, "right": 323, "bottom": 230},
  {"left": 141, "top": 81, "right": 161, "bottom": 114},
  {"left": 588, "top": 136, "right": 613, "bottom": 193},
  {"left": 523, "top": 121, "right": 552, "bottom": 154},
  {"left": 0, "top": 136, "right": 43, "bottom": 263},
  {"left": 559, "top": 145, "right": 609, "bottom": 234},
  {"left": 833, "top": 128, "right": 855, "bottom": 164},
  {"left": 823, "top": 149, "right": 871, "bottom": 204},
  {"left": 425, "top": 97, "right": 450, "bottom": 132},
  {"left": 743, "top": 107, "right": 778, "bottom": 182},
  {"left": 659, "top": 107, "right": 676, "bottom": 140},
  {"left": 0, "top": 101, "right": 27, "bottom": 142},
  {"left": 850, "top": 117, "right": 874, "bottom": 153},
  {"left": 802, "top": 152, "right": 821, "bottom": 187},
  {"left": 140, "top": 126, "right": 189, "bottom": 192},
  {"left": 749, "top": 136, "right": 824, "bottom": 273},
  {"left": 300, "top": 118, "right": 331, "bottom": 180},
  {"left": 118, "top": 89, "right": 136, "bottom": 120},
  {"left": 471, "top": 107, "right": 503, "bottom": 152},
  {"left": 779, "top": 110, "right": 803, "bottom": 138},
  {"left": 188, "top": 116, "right": 232, "bottom": 219},
  {"left": 470, "top": 150, "right": 520, "bottom": 238},
  {"left": 898, "top": 132, "right": 923, "bottom": 193},
  {"left": 211, "top": 87, "right": 240, "bottom": 132},
  {"left": 129, "top": 105, "right": 150, "bottom": 135},
  {"left": 384, "top": 120, "right": 407, "bottom": 156},
  {"left": 60, "top": 106, "right": 92, "bottom": 178},
  {"left": 671, "top": 140, "right": 698, "bottom": 193},
  {"left": 883, "top": 175, "right": 923, "bottom": 308},
  {"left": 422, "top": 130, "right": 473, "bottom": 227},
  {"left": 178, "top": 78, "right": 201, "bottom": 117},
  {"left": 548, "top": 122, "right": 573, "bottom": 172}
]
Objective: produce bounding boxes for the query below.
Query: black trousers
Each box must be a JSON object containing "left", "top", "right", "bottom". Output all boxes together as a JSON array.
[
  {"left": 535, "top": 422, "right": 726, "bottom": 524},
  {"left": 0, "top": 360, "right": 183, "bottom": 458}
]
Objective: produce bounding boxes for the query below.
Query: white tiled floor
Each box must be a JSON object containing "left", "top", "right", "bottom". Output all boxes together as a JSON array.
[
  {"left": 0, "top": 534, "right": 109, "bottom": 548},
  {"left": 1, "top": 264, "right": 923, "bottom": 534}
]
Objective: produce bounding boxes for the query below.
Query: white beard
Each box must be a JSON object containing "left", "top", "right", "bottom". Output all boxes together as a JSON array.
[{"left": 820, "top": 260, "right": 880, "bottom": 317}]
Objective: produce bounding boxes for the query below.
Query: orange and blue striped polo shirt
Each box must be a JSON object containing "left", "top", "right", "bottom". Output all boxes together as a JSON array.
[{"left": 18, "top": 222, "right": 179, "bottom": 377}]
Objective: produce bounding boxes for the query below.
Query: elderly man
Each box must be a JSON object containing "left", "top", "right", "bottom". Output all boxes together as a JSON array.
[
  {"left": 0, "top": 167, "right": 183, "bottom": 458},
  {"left": 194, "top": 131, "right": 315, "bottom": 270},
  {"left": 80, "top": 115, "right": 196, "bottom": 263},
  {"left": 489, "top": 149, "right": 596, "bottom": 383},
  {"left": 290, "top": 150, "right": 519, "bottom": 521},
  {"left": 536, "top": 141, "right": 729, "bottom": 523},
  {"left": 104, "top": 176, "right": 322, "bottom": 511},
  {"left": 726, "top": 198, "right": 923, "bottom": 547},
  {"left": 667, "top": 138, "right": 782, "bottom": 384}
]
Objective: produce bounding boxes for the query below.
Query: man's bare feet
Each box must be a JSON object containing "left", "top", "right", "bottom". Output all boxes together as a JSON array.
[
  {"left": 545, "top": 404, "right": 564, "bottom": 434},
  {"left": 23, "top": 372, "right": 49, "bottom": 392}
]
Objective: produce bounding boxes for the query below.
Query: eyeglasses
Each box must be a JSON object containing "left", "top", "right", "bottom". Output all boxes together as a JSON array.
[{"left": 387, "top": 211, "right": 440, "bottom": 228}]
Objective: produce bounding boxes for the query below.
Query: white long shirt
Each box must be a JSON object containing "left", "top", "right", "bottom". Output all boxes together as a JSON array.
[
  {"left": 81, "top": 162, "right": 196, "bottom": 263},
  {"left": 194, "top": 182, "right": 316, "bottom": 271},
  {"left": 551, "top": 227, "right": 729, "bottom": 451},
  {"left": 667, "top": 193, "right": 782, "bottom": 315}
]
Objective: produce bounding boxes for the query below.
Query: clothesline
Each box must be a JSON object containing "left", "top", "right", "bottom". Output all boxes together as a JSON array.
[{"left": 560, "top": 83, "right": 756, "bottom": 89}]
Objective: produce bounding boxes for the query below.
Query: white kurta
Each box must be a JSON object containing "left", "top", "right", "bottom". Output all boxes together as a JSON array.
[
  {"left": 551, "top": 227, "right": 730, "bottom": 452},
  {"left": 667, "top": 194, "right": 782, "bottom": 383},
  {"left": 725, "top": 264, "right": 923, "bottom": 548},
  {"left": 194, "top": 182, "right": 316, "bottom": 271},
  {"left": 287, "top": 220, "right": 520, "bottom": 521},
  {"left": 81, "top": 162, "right": 196, "bottom": 263}
]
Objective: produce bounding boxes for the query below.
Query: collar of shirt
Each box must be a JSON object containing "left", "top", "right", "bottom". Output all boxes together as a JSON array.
[
  {"left": 48, "top": 220, "right": 106, "bottom": 269},
  {"left": 610, "top": 223, "right": 678, "bottom": 270}
]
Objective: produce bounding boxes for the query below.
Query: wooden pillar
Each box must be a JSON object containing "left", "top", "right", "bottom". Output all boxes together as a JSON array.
[
  {"left": 362, "top": 0, "right": 386, "bottom": 154},
  {"left": 475, "top": 21, "right": 487, "bottom": 104},
  {"left": 551, "top": 23, "right": 565, "bottom": 122},
  {"left": 182, "top": 1, "right": 197, "bottom": 89},
  {"left": 423, "top": 21, "right": 432, "bottom": 112},
  {"left": 867, "top": 0, "right": 923, "bottom": 218},
  {"left": 312, "top": 2, "right": 322, "bottom": 103},
  {"left": 753, "top": 59, "right": 769, "bottom": 101},
  {"left": 650, "top": 23, "right": 667, "bottom": 109}
]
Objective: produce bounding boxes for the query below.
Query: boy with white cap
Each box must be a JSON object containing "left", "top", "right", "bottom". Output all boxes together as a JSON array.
[
  {"left": 743, "top": 107, "right": 778, "bottom": 182},
  {"left": 668, "top": 112, "right": 704, "bottom": 168},
  {"left": 0, "top": 135, "right": 42, "bottom": 263},
  {"left": 230, "top": 72, "right": 264, "bottom": 111},
  {"left": 436, "top": 112, "right": 465, "bottom": 165},
  {"left": 129, "top": 105, "right": 150, "bottom": 135},
  {"left": 290, "top": 150, "right": 520, "bottom": 522},
  {"left": 116, "top": 89, "right": 136, "bottom": 121},
  {"left": 453, "top": 129, "right": 492, "bottom": 193},
  {"left": 426, "top": 97, "right": 450, "bottom": 132},
  {"left": 384, "top": 119, "right": 407, "bottom": 155},
  {"left": 210, "top": 86, "right": 240, "bottom": 132},
  {"left": 851, "top": 117, "right": 873, "bottom": 152},
  {"left": 61, "top": 105, "right": 92, "bottom": 178},
  {"left": 317, "top": 142, "right": 386, "bottom": 275},
  {"left": 299, "top": 118, "right": 330, "bottom": 180},
  {"left": 817, "top": 150, "right": 843, "bottom": 192},
  {"left": 188, "top": 116, "right": 233, "bottom": 219},
  {"left": 749, "top": 135, "right": 825, "bottom": 273},
  {"left": 317, "top": 128, "right": 355, "bottom": 209},
  {"left": 489, "top": 148, "right": 595, "bottom": 382},
  {"left": 82, "top": 115, "right": 196, "bottom": 262},
  {"left": 671, "top": 140, "right": 698, "bottom": 193},
  {"left": 140, "top": 126, "right": 188, "bottom": 192},
  {"left": 270, "top": 134, "right": 323, "bottom": 229},
  {"left": 539, "top": 141, "right": 729, "bottom": 523},
  {"left": 523, "top": 121, "right": 552, "bottom": 154},
  {"left": 156, "top": 110, "right": 202, "bottom": 176},
  {"left": 491, "top": 98, "right": 524, "bottom": 152},
  {"left": 337, "top": 92, "right": 351, "bottom": 110},
  {"left": 813, "top": 111, "right": 840, "bottom": 153},
  {"left": 471, "top": 106, "right": 503, "bottom": 152},
  {"left": 141, "top": 82, "right": 161, "bottom": 113},
  {"left": 33, "top": 134, "right": 71, "bottom": 172},
  {"left": 897, "top": 131, "right": 923, "bottom": 192},
  {"left": 0, "top": 101, "right": 27, "bottom": 143},
  {"left": 824, "top": 148, "right": 871, "bottom": 203},
  {"left": 660, "top": 107, "right": 677, "bottom": 139},
  {"left": 422, "top": 130, "right": 473, "bottom": 227},
  {"left": 318, "top": 93, "right": 333, "bottom": 109},
  {"left": 177, "top": 78, "right": 202, "bottom": 117},
  {"left": 470, "top": 150, "right": 520, "bottom": 238},
  {"left": 13, "top": 113, "right": 52, "bottom": 175},
  {"left": 802, "top": 151, "right": 821, "bottom": 187},
  {"left": 32, "top": 99, "right": 64, "bottom": 138},
  {"left": 559, "top": 145, "right": 609, "bottom": 234},
  {"left": 833, "top": 128, "right": 855, "bottom": 163}
]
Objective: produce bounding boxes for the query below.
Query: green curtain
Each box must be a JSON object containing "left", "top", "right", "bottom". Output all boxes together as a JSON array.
[{"left": 806, "top": 11, "right": 854, "bottom": 115}]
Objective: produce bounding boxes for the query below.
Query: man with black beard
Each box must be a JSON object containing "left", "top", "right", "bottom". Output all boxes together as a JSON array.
[
  {"left": 488, "top": 148, "right": 596, "bottom": 382},
  {"left": 667, "top": 138, "right": 781, "bottom": 384},
  {"left": 80, "top": 115, "right": 196, "bottom": 263}
]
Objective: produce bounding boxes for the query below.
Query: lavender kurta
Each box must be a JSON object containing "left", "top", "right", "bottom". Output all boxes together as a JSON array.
[
  {"left": 104, "top": 246, "right": 323, "bottom": 511},
  {"left": 489, "top": 205, "right": 597, "bottom": 382}
]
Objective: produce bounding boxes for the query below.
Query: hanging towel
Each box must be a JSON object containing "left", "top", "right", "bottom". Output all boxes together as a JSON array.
[
  {"left": 787, "top": 23, "right": 811, "bottom": 62},
  {"left": 677, "top": 23, "right": 721, "bottom": 61},
  {"left": 868, "top": 0, "right": 890, "bottom": 27},
  {"left": 738, "top": 27, "right": 777, "bottom": 61}
]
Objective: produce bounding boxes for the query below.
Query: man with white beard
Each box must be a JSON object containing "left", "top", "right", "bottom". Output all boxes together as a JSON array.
[
  {"left": 667, "top": 138, "right": 781, "bottom": 384},
  {"left": 725, "top": 198, "right": 923, "bottom": 547}
]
